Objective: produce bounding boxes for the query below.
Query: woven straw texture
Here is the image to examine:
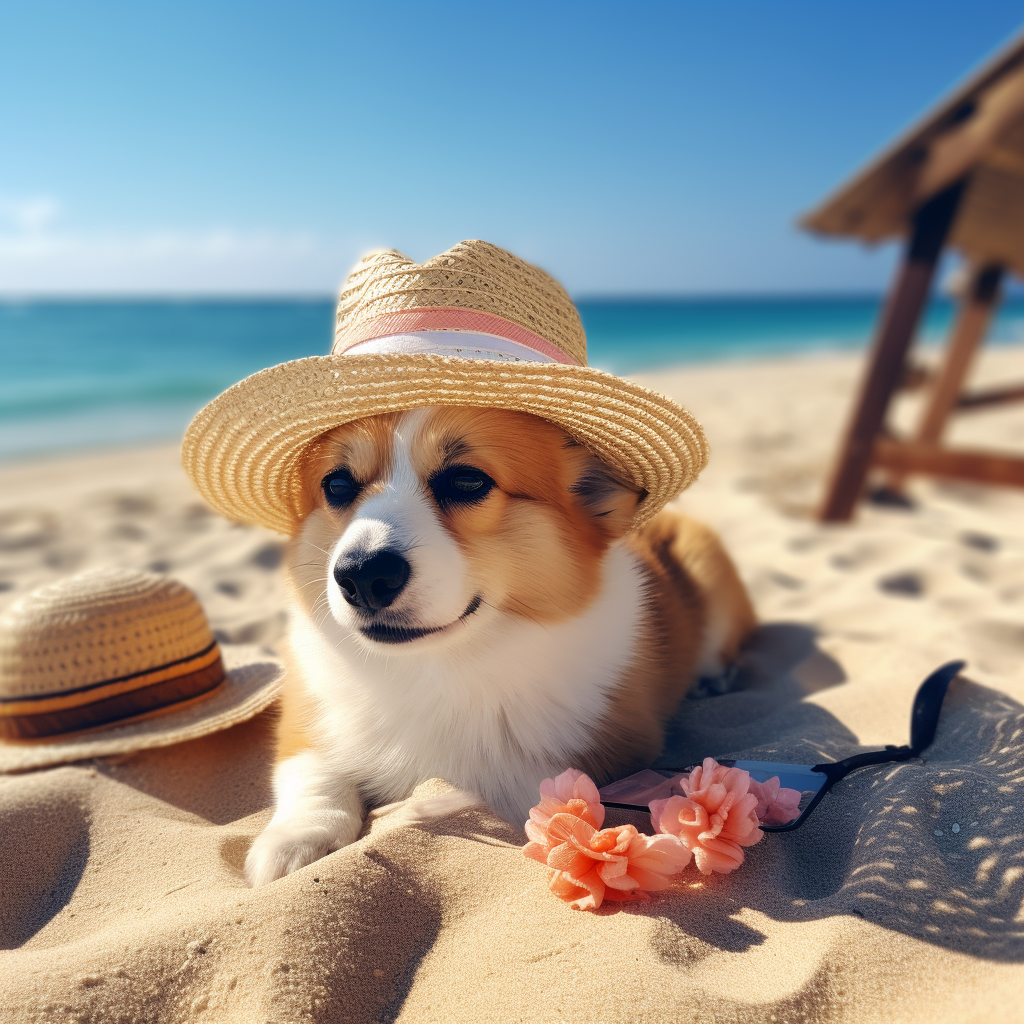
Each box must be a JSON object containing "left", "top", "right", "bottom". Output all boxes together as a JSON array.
[
  {"left": 0, "top": 567, "right": 214, "bottom": 701},
  {"left": 182, "top": 354, "right": 709, "bottom": 536},
  {"left": 0, "top": 569, "right": 284, "bottom": 772},
  {"left": 335, "top": 241, "right": 587, "bottom": 363},
  {"left": 182, "top": 240, "right": 709, "bottom": 535}
]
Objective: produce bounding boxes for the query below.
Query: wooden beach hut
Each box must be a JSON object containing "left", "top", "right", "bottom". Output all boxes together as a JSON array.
[{"left": 803, "top": 29, "right": 1024, "bottom": 521}]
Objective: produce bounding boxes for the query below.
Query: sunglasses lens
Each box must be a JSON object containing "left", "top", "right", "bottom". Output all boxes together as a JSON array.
[
  {"left": 599, "top": 769, "right": 685, "bottom": 806},
  {"left": 599, "top": 761, "right": 828, "bottom": 828},
  {"left": 730, "top": 761, "right": 828, "bottom": 827}
]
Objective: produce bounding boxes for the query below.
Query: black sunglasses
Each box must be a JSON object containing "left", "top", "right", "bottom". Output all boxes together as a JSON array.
[{"left": 598, "top": 660, "right": 964, "bottom": 832}]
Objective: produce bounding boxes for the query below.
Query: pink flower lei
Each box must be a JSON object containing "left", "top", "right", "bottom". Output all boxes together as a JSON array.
[{"left": 524, "top": 761, "right": 801, "bottom": 910}]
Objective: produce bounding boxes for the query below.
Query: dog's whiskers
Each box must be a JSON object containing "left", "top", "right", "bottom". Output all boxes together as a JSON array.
[
  {"left": 296, "top": 539, "right": 333, "bottom": 557},
  {"left": 295, "top": 574, "right": 330, "bottom": 591}
]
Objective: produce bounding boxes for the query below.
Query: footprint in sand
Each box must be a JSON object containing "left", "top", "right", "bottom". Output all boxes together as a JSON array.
[
  {"left": 0, "top": 509, "right": 58, "bottom": 552},
  {"left": 213, "top": 611, "right": 287, "bottom": 646},
  {"left": 108, "top": 522, "right": 147, "bottom": 542},
  {"left": 959, "top": 531, "right": 1000, "bottom": 553},
  {"left": 112, "top": 494, "right": 156, "bottom": 517},
  {"left": 180, "top": 503, "right": 215, "bottom": 533},
  {"left": 250, "top": 542, "right": 283, "bottom": 570},
  {"left": 971, "top": 619, "right": 1024, "bottom": 650},
  {"left": 43, "top": 547, "right": 87, "bottom": 572},
  {"left": 877, "top": 571, "right": 924, "bottom": 597},
  {"left": 829, "top": 539, "right": 904, "bottom": 571}
]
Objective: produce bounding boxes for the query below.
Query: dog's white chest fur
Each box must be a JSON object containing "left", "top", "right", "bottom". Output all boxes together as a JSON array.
[{"left": 289, "top": 542, "right": 646, "bottom": 824}]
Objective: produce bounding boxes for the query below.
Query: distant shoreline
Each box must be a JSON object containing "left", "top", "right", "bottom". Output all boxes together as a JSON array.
[
  {"left": 3, "top": 297, "right": 1023, "bottom": 462},
  {"left": 0, "top": 347, "right": 861, "bottom": 469},
  {"left": 2, "top": 288, "right": 1023, "bottom": 302},
  {"left": 4, "top": 342, "right": 1024, "bottom": 468}
]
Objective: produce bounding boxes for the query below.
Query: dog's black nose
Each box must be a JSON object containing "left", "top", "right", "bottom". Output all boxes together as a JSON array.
[{"left": 334, "top": 550, "right": 411, "bottom": 611}]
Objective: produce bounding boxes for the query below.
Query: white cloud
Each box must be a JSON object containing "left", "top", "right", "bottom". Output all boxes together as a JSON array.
[
  {"left": 0, "top": 196, "right": 360, "bottom": 293},
  {"left": 0, "top": 195, "right": 902, "bottom": 295},
  {"left": 0, "top": 195, "right": 62, "bottom": 234}
]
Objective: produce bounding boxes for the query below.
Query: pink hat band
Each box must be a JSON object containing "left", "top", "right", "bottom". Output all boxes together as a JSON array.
[{"left": 332, "top": 307, "right": 581, "bottom": 366}]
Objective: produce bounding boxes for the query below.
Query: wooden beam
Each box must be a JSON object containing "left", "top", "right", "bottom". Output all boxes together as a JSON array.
[
  {"left": 886, "top": 263, "right": 1003, "bottom": 490},
  {"left": 873, "top": 438, "right": 1024, "bottom": 487},
  {"left": 818, "top": 179, "right": 967, "bottom": 522},
  {"left": 957, "top": 383, "right": 1024, "bottom": 409},
  {"left": 984, "top": 145, "right": 1024, "bottom": 178}
]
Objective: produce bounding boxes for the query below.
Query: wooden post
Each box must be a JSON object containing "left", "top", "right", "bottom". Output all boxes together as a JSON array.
[
  {"left": 886, "top": 263, "right": 1004, "bottom": 490},
  {"left": 817, "top": 179, "right": 967, "bottom": 522}
]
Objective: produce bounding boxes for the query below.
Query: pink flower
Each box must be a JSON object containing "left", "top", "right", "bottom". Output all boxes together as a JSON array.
[
  {"left": 530, "top": 769, "right": 605, "bottom": 830},
  {"left": 523, "top": 768, "right": 604, "bottom": 864},
  {"left": 747, "top": 775, "right": 803, "bottom": 828},
  {"left": 649, "top": 758, "right": 764, "bottom": 874},
  {"left": 524, "top": 769, "right": 690, "bottom": 910}
]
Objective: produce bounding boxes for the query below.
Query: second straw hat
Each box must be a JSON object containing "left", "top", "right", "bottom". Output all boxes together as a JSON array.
[{"left": 0, "top": 567, "right": 283, "bottom": 773}]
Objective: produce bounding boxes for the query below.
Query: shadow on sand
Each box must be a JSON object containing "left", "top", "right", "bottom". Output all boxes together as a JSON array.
[
  {"left": 0, "top": 771, "right": 91, "bottom": 948},
  {"left": 635, "top": 623, "right": 1024, "bottom": 963}
]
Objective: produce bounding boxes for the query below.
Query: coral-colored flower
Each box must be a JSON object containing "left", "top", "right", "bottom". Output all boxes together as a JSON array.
[
  {"left": 524, "top": 768, "right": 605, "bottom": 865},
  {"left": 747, "top": 775, "right": 803, "bottom": 827},
  {"left": 524, "top": 769, "right": 690, "bottom": 910},
  {"left": 533, "top": 769, "right": 605, "bottom": 829},
  {"left": 649, "top": 758, "right": 763, "bottom": 874}
]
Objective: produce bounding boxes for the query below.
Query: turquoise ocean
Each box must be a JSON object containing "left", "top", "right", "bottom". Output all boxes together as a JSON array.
[{"left": 2, "top": 296, "right": 1023, "bottom": 460}]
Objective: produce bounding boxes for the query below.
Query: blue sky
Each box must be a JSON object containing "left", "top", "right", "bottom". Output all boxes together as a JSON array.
[{"left": 2, "top": 2, "right": 1022, "bottom": 295}]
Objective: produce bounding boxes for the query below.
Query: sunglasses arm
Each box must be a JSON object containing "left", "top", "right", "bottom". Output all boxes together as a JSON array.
[
  {"left": 813, "top": 743, "right": 916, "bottom": 784},
  {"left": 759, "top": 744, "right": 917, "bottom": 833},
  {"left": 767, "top": 660, "right": 962, "bottom": 830}
]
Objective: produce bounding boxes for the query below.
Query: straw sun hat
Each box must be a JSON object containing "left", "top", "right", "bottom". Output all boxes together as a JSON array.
[
  {"left": 182, "top": 240, "right": 709, "bottom": 534},
  {"left": 0, "top": 568, "right": 283, "bottom": 773}
]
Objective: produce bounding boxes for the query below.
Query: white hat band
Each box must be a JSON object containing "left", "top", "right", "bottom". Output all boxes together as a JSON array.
[{"left": 342, "top": 331, "right": 560, "bottom": 364}]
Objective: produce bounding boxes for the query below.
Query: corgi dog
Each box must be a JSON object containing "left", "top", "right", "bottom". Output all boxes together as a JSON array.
[{"left": 244, "top": 406, "right": 755, "bottom": 886}]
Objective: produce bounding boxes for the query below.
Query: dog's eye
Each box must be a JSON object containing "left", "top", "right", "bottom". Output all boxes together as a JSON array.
[
  {"left": 321, "top": 468, "right": 359, "bottom": 508},
  {"left": 431, "top": 465, "right": 494, "bottom": 510}
]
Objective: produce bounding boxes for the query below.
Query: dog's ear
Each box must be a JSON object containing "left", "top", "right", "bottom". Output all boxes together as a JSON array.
[{"left": 566, "top": 441, "right": 644, "bottom": 540}]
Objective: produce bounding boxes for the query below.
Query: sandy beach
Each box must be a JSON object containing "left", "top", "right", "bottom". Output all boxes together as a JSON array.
[
  {"left": 2, "top": 345, "right": 1023, "bottom": 1021},
  {"left": 4, "top": 345, "right": 1023, "bottom": 696}
]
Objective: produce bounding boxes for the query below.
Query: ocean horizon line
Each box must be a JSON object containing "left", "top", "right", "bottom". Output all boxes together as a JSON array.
[
  {"left": 1, "top": 290, "right": 899, "bottom": 304},
  {"left": 2, "top": 283, "right": 1023, "bottom": 304},
  {"left": 3, "top": 294, "right": 1022, "bottom": 461}
]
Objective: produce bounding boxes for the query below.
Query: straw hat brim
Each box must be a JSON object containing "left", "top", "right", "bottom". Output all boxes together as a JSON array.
[
  {"left": 182, "top": 353, "right": 709, "bottom": 535},
  {"left": 0, "top": 644, "right": 283, "bottom": 774}
]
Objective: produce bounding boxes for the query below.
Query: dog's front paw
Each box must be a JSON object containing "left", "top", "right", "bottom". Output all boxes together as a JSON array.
[{"left": 244, "top": 818, "right": 358, "bottom": 887}]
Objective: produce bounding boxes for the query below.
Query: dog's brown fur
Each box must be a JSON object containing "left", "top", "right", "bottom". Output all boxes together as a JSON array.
[
  {"left": 276, "top": 407, "right": 755, "bottom": 785},
  {"left": 579, "top": 514, "right": 755, "bottom": 780}
]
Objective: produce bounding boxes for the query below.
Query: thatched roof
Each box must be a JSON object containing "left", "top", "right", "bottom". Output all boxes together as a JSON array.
[{"left": 801, "top": 29, "right": 1024, "bottom": 279}]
